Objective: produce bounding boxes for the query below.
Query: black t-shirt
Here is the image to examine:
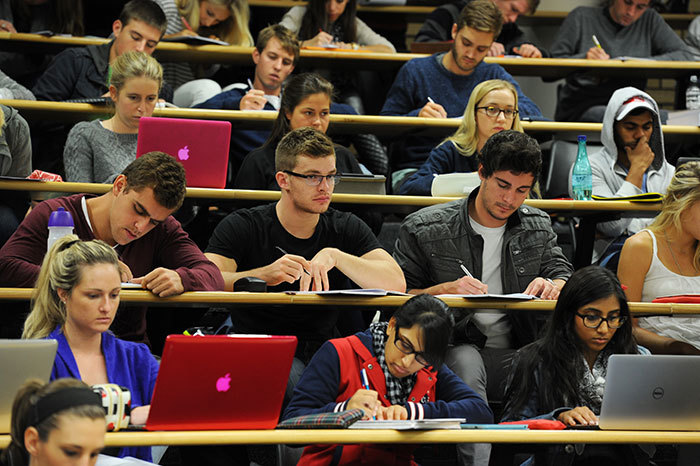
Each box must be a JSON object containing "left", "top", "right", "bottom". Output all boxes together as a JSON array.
[
  {"left": 233, "top": 143, "right": 362, "bottom": 190},
  {"left": 206, "top": 203, "right": 381, "bottom": 347}
]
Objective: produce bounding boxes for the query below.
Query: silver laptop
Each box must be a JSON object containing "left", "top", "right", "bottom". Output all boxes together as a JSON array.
[
  {"left": 0, "top": 339, "right": 57, "bottom": 433},
  {"left": 335, "top": 174, "right": 386, "bottom": 195},
  {"left": 599, "top": 354, "right": 700, "bottom": 431}
]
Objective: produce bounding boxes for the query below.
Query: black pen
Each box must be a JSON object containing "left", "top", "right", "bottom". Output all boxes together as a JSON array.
[{"left": 275, "top": 246, "right": 310, "bottom": 275}]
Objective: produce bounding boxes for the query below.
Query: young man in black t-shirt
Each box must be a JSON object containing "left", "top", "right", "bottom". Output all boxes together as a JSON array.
[{"left": 205, "top": 127, "right": 405, "bottom": 362}]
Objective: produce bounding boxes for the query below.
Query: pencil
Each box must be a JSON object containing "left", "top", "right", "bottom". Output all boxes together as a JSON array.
[{"left": 181, "top": 16, "right": 194, "bottom": 33}]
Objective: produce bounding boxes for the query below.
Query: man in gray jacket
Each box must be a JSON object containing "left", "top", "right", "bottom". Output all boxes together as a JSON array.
[
  {"left": 582, "top": 87, "right": 674, "bottom": 268},
  {"left": 393, "top": 130, "right": 572, "bottom": 465}
]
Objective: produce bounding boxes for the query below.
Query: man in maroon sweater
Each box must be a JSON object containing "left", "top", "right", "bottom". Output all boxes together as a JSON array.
[{"left": 0, "top": 152, "right": 224, "bottom": 341}]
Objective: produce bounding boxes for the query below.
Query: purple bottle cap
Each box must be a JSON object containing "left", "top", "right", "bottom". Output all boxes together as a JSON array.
[
  {"left": 48, "top": 207, "right": 74, "bottom": 227},
  {"left": 578, "top": 135, "right": 587, "bottom": 142}
]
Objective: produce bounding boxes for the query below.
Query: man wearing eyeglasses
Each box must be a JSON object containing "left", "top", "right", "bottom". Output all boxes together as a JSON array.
[
  {"left": 393, "top": 130, "right": 572, "bottom": 465},
  {"left": 205, "top": 127, "right": 405, "bottom": 364},
  {"left": 380, "top": 0, "right": 541, "bottom": 191}
]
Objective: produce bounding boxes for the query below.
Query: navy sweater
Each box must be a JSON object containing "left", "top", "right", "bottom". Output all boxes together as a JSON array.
[
  {"left": 283, "top": 329, "right": 493, "bottom": 422},
  {"left": 380, "top": 55, "right": 541, "bottom": 170},
  {"left": 399, "top": 141, "right": 480, "bottom": 195}
]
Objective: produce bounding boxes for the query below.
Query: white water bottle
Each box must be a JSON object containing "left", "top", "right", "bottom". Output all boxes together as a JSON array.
[
  {"left": 686, "top": 76, "right": 700, "bottom": 110},
  {"left": 47, "top": 207, "right": 74, "bottom": 251}
]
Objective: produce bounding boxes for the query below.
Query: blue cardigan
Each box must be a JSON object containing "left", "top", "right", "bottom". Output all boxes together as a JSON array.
[
  {"left": 282, "top": 329, "right": 493, "bottom": 422},
  {"left": 48, "top": 328, "right": 159, "bottom": 461},
  {"left": 380, "top": 55, "right": 542, "bottom": 169},
  {"left": 399, "top": 141, "right": 480, "bottom": 195}
]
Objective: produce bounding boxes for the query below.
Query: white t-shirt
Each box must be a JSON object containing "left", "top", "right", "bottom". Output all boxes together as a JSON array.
[{"left": 469, "top": 215, "right": 512, "bottom": 349}]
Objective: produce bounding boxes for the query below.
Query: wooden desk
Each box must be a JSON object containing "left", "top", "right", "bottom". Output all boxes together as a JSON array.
[
  {"left": 0, "top": 289, "right": 697, "bottom": 316},
  {"left": 1, "top": 427, "right": 699, "bottom": 449},
  {"left": 2, "top": 99, "right": 700, "bottom": 141},
  {"left": 2, "top": 33, "right": 700, "bottom": 76},
  {"left": 0, "top": 179, "right": 662, "bottom": 216}
]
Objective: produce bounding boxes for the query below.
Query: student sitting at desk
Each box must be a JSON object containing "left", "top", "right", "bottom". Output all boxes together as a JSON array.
[
  {"left": 233, "top": 73, "right": 363, "bottom": 190},
  {"left": 0, "top": 151, "right": 224, "bottom": 342},
  {"left": 575, "top": 87, "right": 673, "bottom": 268},
  {"left": 0, "top": 103, "right": 32, "bottom": 247},
  {"left": 22, "top": 236, "right": 159, "bottom": 462},
  {"left": 415, "top": 0, "right": 546, "bottom": 58},
  {"left": 153, "top": 0, "right": 253, "bottom": 104},
  {"left": 400, "top": 79, "right": 523, "bottom": 196},
  {"left": 501, "top": 266, "right": 651, "bottom": 465},
  {"left": 64, "top": 51, "right": 162, "bottom": 184},
  {"left": 0, "top": 378, "right": 106, "bottom": 466},
  {"left": 280, "top": 0, "right": 395, "bottom": 114},
  {"left": 205, "top": 127, "right": 404, "bottom": 364},
  {"left": 283, "top": 294, "right": 493, "bottom": 465},
  {"left": 618, "top": 161, "right": 700, "bottom": 355},
  {"left": 380, "top": 0, "right": 541, "bottom": 191}
]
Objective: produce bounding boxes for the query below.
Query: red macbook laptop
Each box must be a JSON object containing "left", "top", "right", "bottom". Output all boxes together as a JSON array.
[
  {"left": 145, "top": 334, "right": 297, "bottom": 431},
  {"left": 136, "top": 117, "right": 231, "bottom": 188}
]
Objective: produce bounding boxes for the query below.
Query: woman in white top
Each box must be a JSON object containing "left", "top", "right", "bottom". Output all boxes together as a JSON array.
[
  {"left": 279, "top": 0, "right": 395, "bottom": 113},
  {"left": 618, "top": 161, "right": 700, "bottom": 354}
]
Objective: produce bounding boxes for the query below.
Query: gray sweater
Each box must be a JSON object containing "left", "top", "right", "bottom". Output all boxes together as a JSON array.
[
  {"left": 551, "top": 6, "right": 694, "bottom": 121},
  {"left": 0, "top": 104, "right": 31, "bottom": 177},
  {"left": 63, "top": 119, "right": 138, "bottom": 183}
]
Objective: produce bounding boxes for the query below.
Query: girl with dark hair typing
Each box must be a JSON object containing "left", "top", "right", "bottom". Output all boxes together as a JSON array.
[
  {"left": 501, "top": 266, "right": 650, "bottom": 464},
  {"left": 283, "top": 294, "right": 492, "bottom": 465},
  {"left": 0, "top": 378, "right": 105, "bottom": 466}
]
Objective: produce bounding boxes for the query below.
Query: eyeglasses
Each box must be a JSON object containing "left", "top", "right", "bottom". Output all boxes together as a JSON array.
[
  {"left": 575, "top": 313, "right": 627, "bottom": 329},
  {"left": 393, "top": 331, "right": 430, "bottom": 367},
  {"left": 283, "top": 170, "right": 341, "bottom": 186},
  {"left": 476, "top": 106, "right": 519, "bottom": 119}
]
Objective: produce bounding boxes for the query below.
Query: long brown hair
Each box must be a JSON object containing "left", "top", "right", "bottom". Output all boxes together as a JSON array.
[{"left": 298, "top": 0, "right": 358, "bottom": 43}]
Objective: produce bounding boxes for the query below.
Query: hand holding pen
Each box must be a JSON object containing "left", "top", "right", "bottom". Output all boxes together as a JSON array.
[
  {"left": 348, "top": 369, "right": 380, "bottom": 420},
  {"left": 239, "top": 78, "right": 267, "bottom": 110},
  {"left": 259, "top": 247, "right": 311, "bottom": 286},
  {"left": 419, "top": 96, "right": 447, "bottom": 119},
  {"left": 437, "top": 263, "right": 487, "bottom": 295},
  {"left": 586, "top": 34, "right": 610, "bottom": 60}
]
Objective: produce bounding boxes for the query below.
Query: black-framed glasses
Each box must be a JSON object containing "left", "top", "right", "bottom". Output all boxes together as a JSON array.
[
  {"left": 476, "top": 106, "right": 519, "bottom": 119},
  {"left": 283, "top": 170, "right": 341, "bottom": 186},
  {"left": 393, "top": 331, "right": 430, "bottom": 367},
  {"left": 575, "top": 313, "right": 626, "bottom": 329}
]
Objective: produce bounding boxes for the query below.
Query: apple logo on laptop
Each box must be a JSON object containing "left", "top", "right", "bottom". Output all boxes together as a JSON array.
[
  {"left": 177, "top": 145, "right": 190, "bottom": 161},
  {"left": 216, "top": 373, "right": 231, "bottom": 392}
]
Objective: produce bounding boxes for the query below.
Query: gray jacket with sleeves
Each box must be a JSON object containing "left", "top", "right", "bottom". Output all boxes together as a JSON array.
[{"left": 393, "top": 189, "right": 573, "bottom": 348}]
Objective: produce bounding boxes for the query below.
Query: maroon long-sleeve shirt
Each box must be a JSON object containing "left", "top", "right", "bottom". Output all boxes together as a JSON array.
[{"left": 0, "top": 194, "right": 224, "bottom": 341}]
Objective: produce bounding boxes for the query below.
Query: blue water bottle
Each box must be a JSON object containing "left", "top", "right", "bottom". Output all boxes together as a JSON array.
[
  {"left": 571, "top": 135, "right": 592, "bottom": 200},
  {"left": 47, "top": 207, "right": 74, "bottom": 251}
]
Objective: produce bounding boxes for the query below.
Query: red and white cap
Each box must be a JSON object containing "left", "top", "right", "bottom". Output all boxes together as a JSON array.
[{"left": 616, "top": 95, "right": 656, "bottom": 121}]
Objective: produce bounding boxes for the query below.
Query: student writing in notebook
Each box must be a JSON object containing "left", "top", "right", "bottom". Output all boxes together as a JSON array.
[
  {"left": 22, "top": 236, "right": 159, "bottom": 462},
  {"left": 64, "top": 51, "right": 163, "bottom": 184},
  {"left": 205, "top": 127, "right": 404, "bottom": 365},
  {"left": 393, "top": 130, "right": 571, "bottom": 465},
  {"left": 153, "top": 0, "right": 253, "bottom": 103},
  {"left": 400, "top": 79, "right": 524, "bottom": 196},
  {"left": 283, "top": 294, "right": 492, "bottom": 465},
  {"left": 501, "top": 266, "right": 650, "bottom": 465},
  {"left": 0, "top": 378, "right": 105, "bottom": 466},
  {"left": 0, "top": 152, "right": 224, "bottom": 342}
]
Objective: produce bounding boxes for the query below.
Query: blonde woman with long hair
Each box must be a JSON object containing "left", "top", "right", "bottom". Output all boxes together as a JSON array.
[
  {"left": 400, "top": 79, "right": 523, "bottom": 195},
  {"left": 618, "top": 161, "right": 700, "bottom": 355},
  {"left": 154, "top": 0, "right": 253, "bottom": 102},
  {"left": 23, "top": 235, "right": 159, "bottom": 461},
  {"left": 63, "top": 51, "right": 163, "bottom": 183}
]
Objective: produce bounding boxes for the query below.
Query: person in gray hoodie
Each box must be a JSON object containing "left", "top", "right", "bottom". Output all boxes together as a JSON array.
[{"left": 578, "top": 87, "right": 674, "bottom": 267}]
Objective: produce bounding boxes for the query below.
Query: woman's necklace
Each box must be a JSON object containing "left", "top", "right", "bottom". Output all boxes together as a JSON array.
[{"left": 663, "top": 230, "right": 685, "bottom": 275}]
